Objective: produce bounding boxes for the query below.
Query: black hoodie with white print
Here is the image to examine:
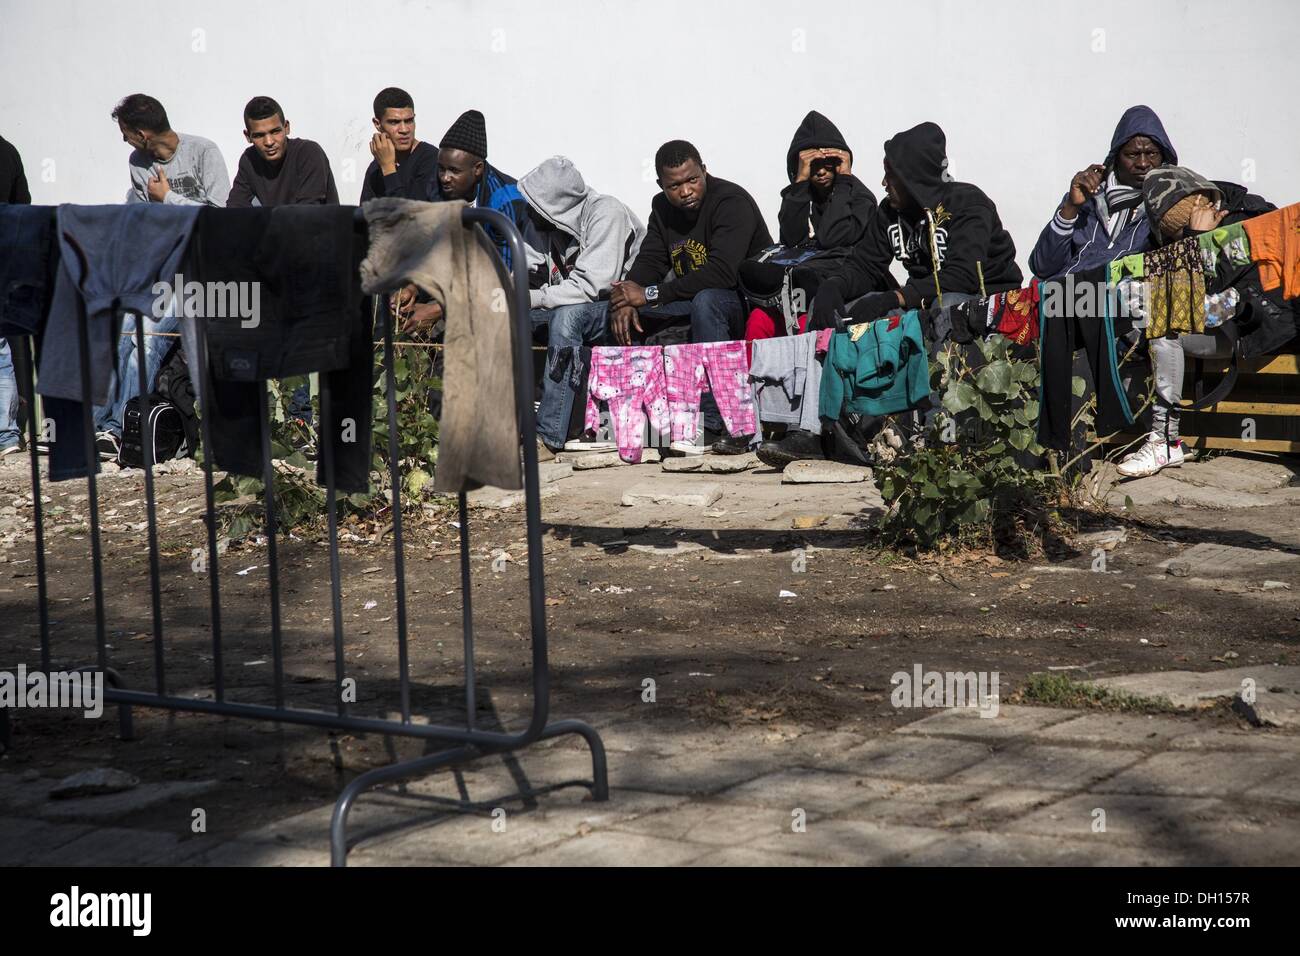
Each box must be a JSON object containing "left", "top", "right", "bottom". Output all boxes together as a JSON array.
[{"left": 852, "top": 121, "right": 1021, "bottom": 309}]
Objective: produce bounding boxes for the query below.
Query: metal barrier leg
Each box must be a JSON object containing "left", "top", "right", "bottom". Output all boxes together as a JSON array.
[
  {"left": 537, "top": 719, "right": 609, "bottom": 801},
  {"left": 330, "top": 745, "right": 478, "bottom": 867}
]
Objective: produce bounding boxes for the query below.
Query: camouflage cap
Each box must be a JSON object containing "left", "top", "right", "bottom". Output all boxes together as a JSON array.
[{"left": 1142, "top": 166, "right": 1223, "bottom": 240}]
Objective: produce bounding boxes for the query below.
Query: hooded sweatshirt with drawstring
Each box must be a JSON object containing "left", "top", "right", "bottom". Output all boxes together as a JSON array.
[
  {"left": 517, "top": 156, "right": 646, "bottom": 310},
  {"left": 1029, "top": 105, "right": 1178, "bottom": 279},
  {"left": 851, "top": 121, "right": 1021, "bottom": 309}
]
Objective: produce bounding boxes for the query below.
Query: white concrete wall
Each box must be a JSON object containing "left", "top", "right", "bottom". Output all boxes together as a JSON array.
[{"left": 2, "top": 0, "right": 1297, "bottom": 276}]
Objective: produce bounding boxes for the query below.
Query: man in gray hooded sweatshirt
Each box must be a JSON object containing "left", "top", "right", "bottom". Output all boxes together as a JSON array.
[{"left": 518, "top": 156, "right": 645, "bottom": 455}]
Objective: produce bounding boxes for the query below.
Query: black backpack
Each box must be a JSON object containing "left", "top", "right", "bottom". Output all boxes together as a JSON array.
[
  {"left": 152, "top": 340, "right": 199, "bottom": 456},
  {"left": 119, "top": 396, "right": 188, "bottom": 468}
]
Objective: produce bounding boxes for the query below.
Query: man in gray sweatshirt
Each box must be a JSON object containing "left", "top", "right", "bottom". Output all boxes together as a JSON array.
[
  {"left": 94, "top": 94, "right": 230, "bottom": 460},
  {"left": 113, "top": 93, "right": 230, "bottom": 206},
  {"left": 517, "top": 156, "right": 645, "bottom": 455}
]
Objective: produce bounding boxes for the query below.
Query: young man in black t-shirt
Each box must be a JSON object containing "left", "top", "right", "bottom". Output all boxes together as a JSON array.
[
  {"left": 360, "top": 87, "right": 438, "bottom": 202},
  {"left": 227, "top": 96, "right": 339, "bottom": 207}
]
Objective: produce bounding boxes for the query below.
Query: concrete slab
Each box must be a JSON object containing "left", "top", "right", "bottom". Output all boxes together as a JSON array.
[
  {"left": 1234, "top": 689, "right": 1300, "bottom": 729},
  {"left": 948, "top": 745, "right": 1144, "bottom": 791},
  {"left": 745, "top": 819, "right": 945, "bottom": 865},
  {"left": 566, "top": 450, "right": 663, "bottom": 469},
  {"left": 686, "top": 845, "right": 820, "bottom": 866},
  {"left": 1169, "top": 455, "right": 1299, "bottom": 493},
  {"left": 895, "top": 829, "right": 1176, "bottom": 866},
  {"left": 1094, "top": 750, "right": 1292, "bottom": 797},
  {"left": 0, "top": 817, "right": 93, "bottom": 864},
  {"left": 1117, "top": 474, "right": 1273, "bottom": 509},
  {"left": 620, "top": 481, "right": 723, "bottom": 509},
  {"left": 607, "top": 800, "right": 805, "bottom": 845},
  {"left": 466, "top": 485, "right": 559, "bottom": 510},
  {"left": 701, "top": 453, "right": 761, "bottom": 474},
  {"left": 781, "top": 460, "right": 872, "bottom": 484},
  {"left": 504, "top": 830, "right": 712, "bottom": 866},
  {"left": 661, "top": 457, "right": 703, "bottom": 472},
  {"left": 895, "top": 704, "right": 1084, "bottom": 740},
  {"left": 536, "top": 462, "right": 574, "bottom": 483},
  {"left": 38, "top": 780, "right": 219, "bottom": 821},
  {"left": 714, "top": 767, "right": 889, "bottom": 813},
  {"left": 1002, "top": 793, "right": 1227, "bottom": 842},
  {"left": 48, "top": 768, "right": 139, "bottom": 799},
  {"left": 1155, "top": 542, "right": 1300, "bottom": 575},
  {"left": 1035, "top": 712, "right": 1218, "bottom": 748},
  {"left": 823, "top": 735, "right": 993, "bottom": 781},
  {"left": 843, "top": 782, "right": 1062, "bottom": 829},
  {"left": 192, "top": 840, "right": 330, "bottom": 866},
  {"left": 1089, "top": 665, "right": 1300, "bottom": 708},
  {"left": 40, "top": 827, "right": 184, "bottom": 865},
  {"left": 1243, "top": 763, "right": 1300, "bottom": 805}
]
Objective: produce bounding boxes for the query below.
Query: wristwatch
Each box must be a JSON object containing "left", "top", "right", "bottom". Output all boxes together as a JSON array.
[{"left": 645, "top": 284, "right": 660, "bottom": 303}]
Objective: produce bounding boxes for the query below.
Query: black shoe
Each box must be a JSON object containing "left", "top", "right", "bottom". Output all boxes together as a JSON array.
[
  {"left": 710, "top": 433, "right": 753, "bottom": 455},
  {"left": 756, "top": 429, "right": 825, "bottom": 470}
]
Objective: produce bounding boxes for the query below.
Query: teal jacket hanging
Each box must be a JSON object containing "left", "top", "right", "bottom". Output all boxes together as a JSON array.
[{"left": 819, "top": 309, "right": 931, "bottom": 419}]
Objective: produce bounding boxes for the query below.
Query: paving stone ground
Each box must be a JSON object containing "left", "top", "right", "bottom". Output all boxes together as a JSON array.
[{"left": 3, "top": 702, "right": 1297, "bottom": 866}]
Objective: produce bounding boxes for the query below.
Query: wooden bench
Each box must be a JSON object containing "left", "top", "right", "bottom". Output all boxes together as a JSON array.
[{"left": 1106, "top": 350, "right": 1300, "bottom": 454}]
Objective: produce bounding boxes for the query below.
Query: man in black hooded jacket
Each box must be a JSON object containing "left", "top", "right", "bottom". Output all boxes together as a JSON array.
[
  {"left": 740, "top": 110, "right": 891, "bottom": 340},
  {"left": 819, "top": 121, "right": 1022, "bottom": 326}
]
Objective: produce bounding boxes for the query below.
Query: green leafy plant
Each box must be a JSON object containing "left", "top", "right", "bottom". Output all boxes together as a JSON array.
[
  {"left": 874, "top": 335, "right": 1055, "bottom": 550},
  {"left": 211, "top": 345, "right": 442, "bottom": 540}
]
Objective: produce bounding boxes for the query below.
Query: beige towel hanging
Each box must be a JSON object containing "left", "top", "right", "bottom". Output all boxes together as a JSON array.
[{"left": 360, "top": 198, "right": 521, "bottom": 492}]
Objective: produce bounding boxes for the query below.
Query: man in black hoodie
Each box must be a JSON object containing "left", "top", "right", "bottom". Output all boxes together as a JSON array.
[
  {"left": 740, "top": 110, "right": 890, "bottom": 341},
  {"left": 610, "top": 140, "right": 772, "bottom": 452},
  {"left": 824, "top": 121, "right": 1022, "bottom": 326}
]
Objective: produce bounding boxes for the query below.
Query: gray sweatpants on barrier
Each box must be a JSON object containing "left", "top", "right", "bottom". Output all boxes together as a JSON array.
[{"left": 1148, "top": 331, "right": 1233, "bottom": 443}]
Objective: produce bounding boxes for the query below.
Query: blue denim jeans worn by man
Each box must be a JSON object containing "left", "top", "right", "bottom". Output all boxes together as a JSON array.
[
  {"left": 530, "top": 288, "right": 745, "bottom": 451},
  {"left": 0, "top": 337, "right": 21, "bottom": 454},
  {"left": 94, "top": 308, "right": 180, "bottom": 439},
  {"left": 530, "top": 302, "right": 609, "bottom": 451}
]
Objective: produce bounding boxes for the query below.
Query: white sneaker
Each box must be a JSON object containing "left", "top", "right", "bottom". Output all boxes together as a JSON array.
[
  {"left": 563, "top": 435, "right": 616, "bottom": 452},
  {"left": 1117, "top": 435, "right": 1184, "bottom": 478},
  {"left": 668, "top": 440, "right": 707, "bottom": 456},
  {"left": 0, "top": 442, "right": 22, "bottom": 459}
]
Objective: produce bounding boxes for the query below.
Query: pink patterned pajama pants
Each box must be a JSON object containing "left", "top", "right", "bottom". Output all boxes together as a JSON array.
[
  {"left": 663, "top": 341, "right": 757, "bottom": 444},
  {"left": 584, "top": 346, "right": 669, "bottom": 463}
]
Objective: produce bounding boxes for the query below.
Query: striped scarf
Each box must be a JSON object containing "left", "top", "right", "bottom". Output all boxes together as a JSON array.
[{"left": 1094, "top": 171, "right": 1145, "bottom": 239}]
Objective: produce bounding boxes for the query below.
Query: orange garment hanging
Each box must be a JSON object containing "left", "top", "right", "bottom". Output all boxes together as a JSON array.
[{"left": 1242, "top": 202, "right": 1300, "bottom": 300}]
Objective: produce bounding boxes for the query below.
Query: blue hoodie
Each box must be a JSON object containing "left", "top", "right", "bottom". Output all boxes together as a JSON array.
[{"left": 1029, "top": 105, "right": 1177, "bottom": 279}]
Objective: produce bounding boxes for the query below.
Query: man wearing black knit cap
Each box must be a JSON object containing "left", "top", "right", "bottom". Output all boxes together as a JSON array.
[
  {"left": 395, "top": 109, "right": 533, "bottom": 338},
  {"left": 432, "top": 109, "right": 530, "bottom": 265}
]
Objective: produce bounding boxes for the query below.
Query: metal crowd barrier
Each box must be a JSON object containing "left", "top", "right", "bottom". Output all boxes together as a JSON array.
[{"left": 1, "top": 205, "right": 607, "bottom": 866}]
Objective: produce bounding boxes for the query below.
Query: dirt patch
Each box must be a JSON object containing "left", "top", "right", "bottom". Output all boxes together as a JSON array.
[{"left": 1, "top": 458, "right": 1296, "bottom": 837}]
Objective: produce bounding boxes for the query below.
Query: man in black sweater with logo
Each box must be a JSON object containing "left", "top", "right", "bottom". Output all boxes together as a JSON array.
[
  {"left": 820, "top": 121, "right": 1021, "bottom": 326},
  {"left": 610, "top": 140, "right": 771, "bottom": 452}
]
